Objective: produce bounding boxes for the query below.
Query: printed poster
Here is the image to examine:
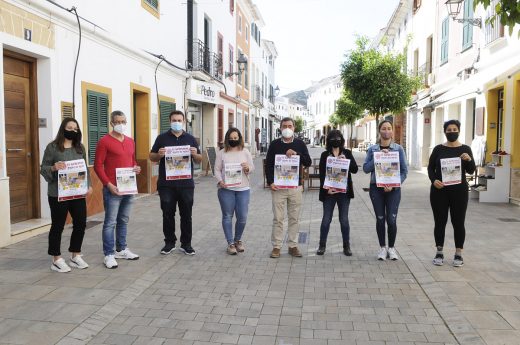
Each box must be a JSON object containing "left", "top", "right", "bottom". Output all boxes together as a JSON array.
[
  {"left": 58, "top": 159, "right": 88, "bottom": 201},
  {"left": 324, "top": 157, "right": 350, "bottom": 193},
  {"left": 224, "top": 163, "right": 243, "bottom": 187},
  {"left": 274, "top": 154, "right": 300, "bottom": 189},
  {"left": 374, "top": 151, "right": 401, "bottom": 187},
  {"left": 116, "top": 168, "right": 138, "bottom": 195},
  {"left": 441, "top": 157, "right": 462, "bottom": 186},
  {"left": 165, "top": 145, "right": 192, "bottom": 180}
]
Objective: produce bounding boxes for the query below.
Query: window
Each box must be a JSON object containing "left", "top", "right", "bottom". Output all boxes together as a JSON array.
[
  {"left": 413, "top": 0, "right": 421, "bottom": 13},
  {"left": 217, "top": 34, "right": 224, "bottom": 77},
  {"left": 245, "top": 113, "right": 249, "bottom": 143},
  {"left": 230, "top": 0, "right": 234, "bottom": 14},
  {"left": 237, "top": 49, "right": 243, "bottom": 86},
  {"left": 142, "top": 0, "right": 159, "bottom": 18},
  {"left": 61, "top": 101, "right": 73, "bottom": 120},
  {"left": 244, "top": 62, "right": 249, "bottom": 90},
  {"left": 229, "top": 45, "right": 234, "bottom": 80},
  {"left": 87, "top": 90, "right": 109, "bottom": 165},
  {"left": 245, "top": 24, "right": 249, "bottom": 42},
  {"left": 462, "top": 0, "right": 474, "bottom": 51},
  {"left": 238, "top": 14, "right": 242, "bottom": 33},
  {"left": 485, "top": 0, "right": 504, "bottom": 44},
  {"left": 441, "top": 17, "right": 449, "bottom": 65},
  {"left": 159, "top": 100, "right": 176, "bottom": 133}
]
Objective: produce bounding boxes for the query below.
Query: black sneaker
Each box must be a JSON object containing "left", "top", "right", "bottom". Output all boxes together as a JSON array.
[
  {"left": 453, "top": 255, "right": 464, "bottom": 267},
  {"left": 343, "top": 244, "right": 352, "bottom": 256},
  {"left": 316, "top": 245, "right": 326, "bottom": 256},
  {"left": 432, "top": 253, "right": 444, "bottom": 266},
  {"left": 180, "top": 245, "right": 196, "bottom": 256},
  {"left": 160, "top": 243, "right": 176, "bottom": 255}
]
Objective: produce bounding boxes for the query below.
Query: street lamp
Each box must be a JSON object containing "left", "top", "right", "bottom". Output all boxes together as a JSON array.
[
  {"left": 274, "top": 85, "right": 280, "bottom": 97},
  {"left": 445, "top": 0, "right": 482, "bottom": 27},
  {"left": 225, "top": 53, "right": 248, "bottom": 78}
]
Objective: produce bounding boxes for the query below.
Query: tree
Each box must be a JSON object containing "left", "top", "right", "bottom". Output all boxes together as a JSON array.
[
  {"left": 475, "top": 0, "right": 520, "bottom": 35},
  {"left": 294, "top": 116, "right": 304, "bottom": 133},
  {"left": 335, "top": 92, "right": 364, "bottom": 149},
  {"left": 341, "top": 36, "right": 420, "bottom": 124}
]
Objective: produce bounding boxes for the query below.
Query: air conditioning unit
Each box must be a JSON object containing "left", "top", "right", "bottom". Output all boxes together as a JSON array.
[{"left": 427, "top": 73, "right": 435, "bottom": 86}]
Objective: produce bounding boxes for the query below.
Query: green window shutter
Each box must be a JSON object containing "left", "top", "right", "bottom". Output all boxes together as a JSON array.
[
  {"left": 441, "top": 17, "right": 449, "bottom": 64},
  {"left": 462, "top": 0, "right": 473, "bottom": 50},
  {"left": 87, "top": 90, "right": 109, "bottom": 165},
  {"left": 159, "top": 101, "right": 176, "bottom": 133}
]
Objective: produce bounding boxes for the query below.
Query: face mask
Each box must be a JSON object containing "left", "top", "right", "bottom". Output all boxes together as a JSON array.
[
  {"left": 171, "top": 122, "right": 183, "bottom": 132},
  {"left": 228, "top": 139, "right": 240, "bottom": 147},
  {"left": 446, "top": 132, "right": 459, "bottom": 142},
  {"left": 113, "top": 124, "right": 126, "bottom": 134},
  {"left": 330, "top": 139, "right": 342, "bottom": 148},
  {"left": 64, "top": 130, "right": 78, "bottom": 141},
  {"left": 380, "top": 132, "right": 392, "bottom": 140},
  {"left": 282, "top": 128, "right": 294, "bottom": 139}
]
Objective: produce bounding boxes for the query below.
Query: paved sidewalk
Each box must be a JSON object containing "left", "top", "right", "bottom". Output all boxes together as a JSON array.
[{"left": 0, "top": 147, "right": 518, "bottom": 345}]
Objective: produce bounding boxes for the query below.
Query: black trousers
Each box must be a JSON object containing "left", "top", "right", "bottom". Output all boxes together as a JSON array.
[
  {"left": 158, "top": 186, "right": 194, "bottom": 246},
  {"left": 48, "top": 196, "right": 87, "bottom": 256},
  {"left": 430, "top": 186, "right": 468, "bottom": 249}
]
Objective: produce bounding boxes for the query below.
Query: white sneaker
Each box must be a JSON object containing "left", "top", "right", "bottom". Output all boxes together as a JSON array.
[
  {"left": 69, "top": 255, "right": 89, "bottom": 269},
  {"left": 104, "top": 255, "right": 118, "bottom": 269},
  {"left": 388, "top": 247, "right": 399, "bottom": 261},
  {"left": 377, "top": 247, "right": 387, "bottom": 261},
  {"left": 115, "top": 248, "right": 139, "bottom": 260},
  {"left": 51, "top": 258, "right": 71, "bottom": 273}
]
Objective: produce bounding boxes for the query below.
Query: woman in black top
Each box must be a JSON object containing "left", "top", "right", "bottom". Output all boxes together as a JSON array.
[
  {"left": 428, "top": 119, "right": 475, "bottom": 267},
  {"left": 317, "top": 130, "right": 358, "bottom": 256}
]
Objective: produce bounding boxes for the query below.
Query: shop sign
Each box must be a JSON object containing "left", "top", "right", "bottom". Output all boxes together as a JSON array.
[{"left": 187, "top": 79, "right": 219, "bottom": 104}]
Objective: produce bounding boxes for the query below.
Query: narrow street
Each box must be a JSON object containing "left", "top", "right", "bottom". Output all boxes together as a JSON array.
[{"left": 0, "top": 147, "right": 519, "bottom": 345}]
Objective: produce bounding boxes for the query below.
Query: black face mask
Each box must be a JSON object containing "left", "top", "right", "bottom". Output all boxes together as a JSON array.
[
  {"left": 446, "top": 132, "right": 459, "bottom": 142},
  {"left": 330, "top": 139, "right": 342, "bottom": 148},
  {"left": 228, "top": 139, "right": 240, "bottom": 147},
  {"left": 64, "top": 130, "right": 78, "bottom": 141}
]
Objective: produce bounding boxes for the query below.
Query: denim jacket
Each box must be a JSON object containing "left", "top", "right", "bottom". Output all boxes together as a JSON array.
[{"left": 362, "top": 142, "right": 408, "bottom": 185}]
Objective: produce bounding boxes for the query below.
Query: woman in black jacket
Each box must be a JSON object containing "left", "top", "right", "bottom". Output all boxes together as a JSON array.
[{"left": 317, "top": 130, "right": 358, "bottom": 256}]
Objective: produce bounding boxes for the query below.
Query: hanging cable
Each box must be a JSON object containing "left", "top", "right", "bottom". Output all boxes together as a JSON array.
[
  {"left": 68, "top": 6, "right": 81, "bottom": 117},
  {"left": 154, "top": 55, "right": 165, "bottom": 119}
]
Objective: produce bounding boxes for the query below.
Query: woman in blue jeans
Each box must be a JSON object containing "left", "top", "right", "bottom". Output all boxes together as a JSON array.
[
  {"left": 214, "top": 128, "right": 254, "bottom": 255},
  {"left": 317, "top": 130, "right": 358, "bottom": 256},
  {"left": 363, "top": 120, "right": 408, "bottom": 261}
]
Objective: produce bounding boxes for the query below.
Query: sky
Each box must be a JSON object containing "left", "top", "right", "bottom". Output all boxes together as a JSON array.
[{"left": 254, "top": 0, "right": 400, "bottom": 95}]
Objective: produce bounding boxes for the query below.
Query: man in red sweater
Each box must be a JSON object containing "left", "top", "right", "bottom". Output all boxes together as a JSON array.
[{"left": 94, "top": 110, "right": 141, "bottom": 269}]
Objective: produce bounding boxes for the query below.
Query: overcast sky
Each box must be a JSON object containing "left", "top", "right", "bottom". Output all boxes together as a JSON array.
[{"left": 255, "top": 0, "right": 399, "bottom": 95}]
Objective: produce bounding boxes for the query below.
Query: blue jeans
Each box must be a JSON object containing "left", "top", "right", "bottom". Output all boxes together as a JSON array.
[
  {"left": 319, "top": 195, "right": 351, "bottom": 244},
  {"left": 102, "top": 187, "right": 134, "bottom": 255},
  {"left": 369, "top": 184, "right": 401, "bottom": 248},
  {"left": 217, "top": 188, "right": 250, "bottom": 244}
]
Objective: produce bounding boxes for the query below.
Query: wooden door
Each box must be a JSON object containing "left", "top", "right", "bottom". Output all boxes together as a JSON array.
[{"left": 4, "top": 55, "right": 37, "bottom": 223}]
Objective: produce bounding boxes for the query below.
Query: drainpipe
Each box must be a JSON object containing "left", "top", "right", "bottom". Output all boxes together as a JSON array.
[{"left": 187, "top": 0, "right": 193, "bottom": 68}]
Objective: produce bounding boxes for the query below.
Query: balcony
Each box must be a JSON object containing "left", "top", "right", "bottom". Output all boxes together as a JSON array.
[
  {"left": 411, "top": 62, "right": 431, "bottom": 88},
  {"left": 191, "top": 39, "right": 223, "bottom": 80},
  {"left": 252, "top": 85, "right": 263, "bottom": 108},
  {"left": 485, "top": 15, "right": 504, "bottom": 45}
]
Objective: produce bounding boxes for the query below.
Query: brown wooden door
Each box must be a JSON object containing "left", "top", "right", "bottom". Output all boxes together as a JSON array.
[{"left": 4, "top": 55, "right": 35, "bottom": 223}]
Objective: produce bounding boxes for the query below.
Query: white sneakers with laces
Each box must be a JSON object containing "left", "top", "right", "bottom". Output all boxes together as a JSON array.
[
  {"left": 377, "top": 247, "right": 387, "bottom": 261},
  {"left": 387, "top": 247, "right": 399, "bottom": 261},
  {"left": 51, "top": 258, "right": 71, "bottom": 273},
  {"left": 115, "top": 248, "right": 140, "bottom": 260},
  {"left": 377, "top": 247, "right": 399, "bottom": 261},
  {"left": 104, "top": 254, "right": 118, "bottom": 269},
  {"left": 69, "top": 255, "right": 89, "bottom": 269}
]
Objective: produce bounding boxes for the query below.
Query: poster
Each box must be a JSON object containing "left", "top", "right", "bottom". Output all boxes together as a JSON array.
[
  {"left": 224, "top": 163, "right": 243, "bottom": 187},
  {"left": 165, "top": 145, "right": 192, "bottom": 180},
  {"left": 374, "top": 151, "right": 401, "bottom": 187},
  {"left": 58, "top": 159, "right": 88, "bottom": 201},
  {"left": 441, "top": 157, "right": 462, "bottom": 186},
  {"left": 323, "top": 157, "right": 350, "bottom": 192},
  {"left": 274, "top": 154, "right": 300, "bottom": 189},
  {"left": 116, "top": 168, "right": 138, "bottom": 195}
]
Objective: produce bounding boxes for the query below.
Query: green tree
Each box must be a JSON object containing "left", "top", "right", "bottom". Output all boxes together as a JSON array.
[
  {"left": 341, "top": 36, "right": 420, "bottom": 124},
  {"left": 475, "top": 0, "right": 520, "bottom": 35},
  {"left": 335, "top": 92, "right": 364, "bottom": 149},
  {"left": 328, "top": 113, "right": 343, "bottom": 128},
  {"left": 294, "top": 116, "right": 304, "bottom": 133}
]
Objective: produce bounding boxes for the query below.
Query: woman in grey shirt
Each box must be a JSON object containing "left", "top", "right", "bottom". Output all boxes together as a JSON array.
[{"left": 40, "top": 117, "right": 92, "bottom": 272}]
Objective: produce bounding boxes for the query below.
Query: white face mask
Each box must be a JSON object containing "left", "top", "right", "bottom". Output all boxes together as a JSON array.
[
  {"left": 113, "top": 124, "right": 126, "bottom": 134},
  {"left": 282, "top": 128, "right": 294, "bottom": 139}
]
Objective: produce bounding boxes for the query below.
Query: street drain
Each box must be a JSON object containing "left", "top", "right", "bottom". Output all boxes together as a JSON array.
[
  {"left": 362, "top": 187, "right": 370, "bottom": 192},
  {"left": 497, "top": 218, "right": 520, "bottom": 223}
]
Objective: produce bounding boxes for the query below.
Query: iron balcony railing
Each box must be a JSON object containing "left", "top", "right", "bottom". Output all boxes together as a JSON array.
[
  {"left": 410, "top": 62, "right": 431, "bottom": 87},
  {"left": 485, "top": 4, "right": 504, "bottom": 45},
  {"left": 191, "top": 39, "right": 223, "bottom": 80}
]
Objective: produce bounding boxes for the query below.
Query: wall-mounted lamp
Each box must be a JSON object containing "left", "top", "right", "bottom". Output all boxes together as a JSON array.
[
  {"left": 225, "top": 54, "right": 248, "bottom": 78},
  {"left": 445, "top": 0, "right": 482, "bottom": 27},
  {"left": 274, "top": 85, "right": 280, "bottom": 97}
]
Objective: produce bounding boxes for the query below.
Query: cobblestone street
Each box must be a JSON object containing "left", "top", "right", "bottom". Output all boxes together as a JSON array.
[{"left": 0, "top": 147, "right": 519, "bottom": 345}]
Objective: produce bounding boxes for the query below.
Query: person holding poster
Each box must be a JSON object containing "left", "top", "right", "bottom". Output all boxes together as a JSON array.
[
  {"left": 95, "top": 111, "right": 141, "bottom": 269},
  {"left": 265, "top": 117, "right": 311, "bottom": 258},
  {"left": 150, "top": 110, "right": 202, "bottom": 256},
  {"left": 363, "top": 121, "right": 408, "bottom": 261},
  {"left": 214, "top": 128, "right": 254, "bottom": 255},
  {"left": 428, "top": 120, "right": 475, "bottom": 267},
  {"left": 40, "top": 117, "right": 92, "bottom": 273},
  {"left": 317, "top": 130, "right": 358, "bottom": 256}
]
